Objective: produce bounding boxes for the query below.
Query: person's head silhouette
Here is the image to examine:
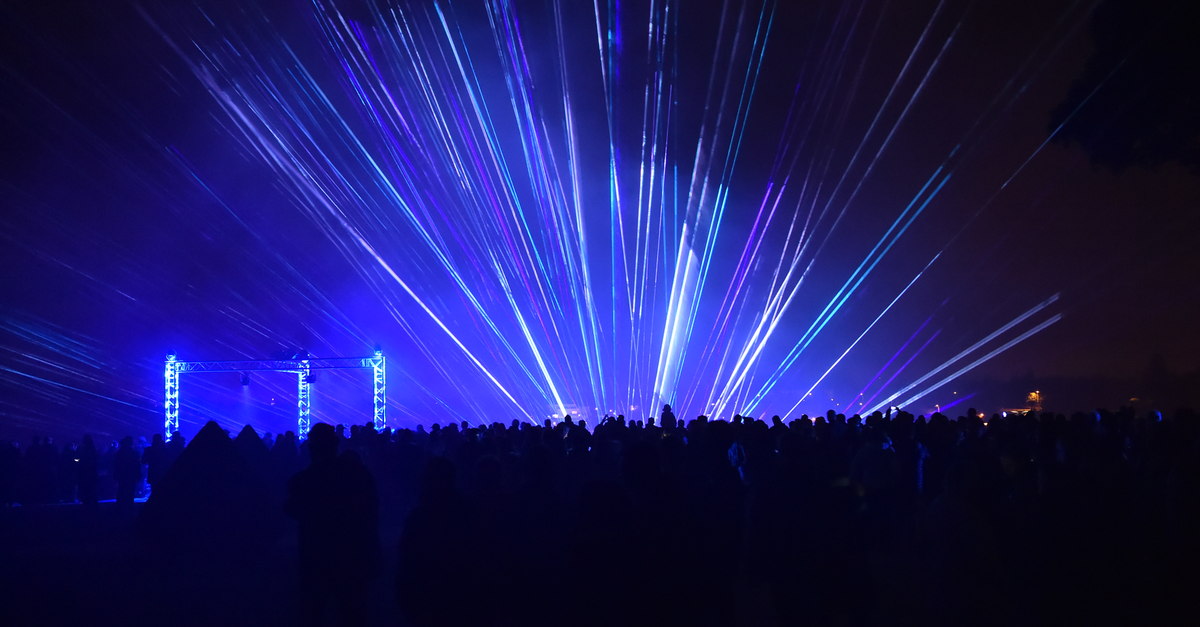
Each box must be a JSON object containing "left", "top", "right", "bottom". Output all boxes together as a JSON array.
[{"left": 307, "top": 423, "right": 338, "bottom": 465}]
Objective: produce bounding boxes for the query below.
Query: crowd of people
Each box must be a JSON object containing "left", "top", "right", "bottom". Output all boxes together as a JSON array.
[
  {"left": 0, "top": 432, "right": 184, "bottom": 510},
  {"left": 4, "top": 404, "right": 1200, "bottom": 626}
]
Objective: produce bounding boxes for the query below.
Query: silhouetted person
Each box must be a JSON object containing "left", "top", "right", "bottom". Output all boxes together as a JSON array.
[
  {"left": 285, "top": 423, "right": 380, "bottom": 627},
  {"left": 0, "top": 440, "right": 18, "bottom": 506},
  {"left": 57, "top": 441, "right": 76, "bottom": 502},
  {"left": 234, "top": 426, "right": 271, "bottom": 476},
  {"left": 114, "top": 436, "right": 140, "bottom": 513},
  {"left": 270, "top": 430, "right": 301, "bottom": 484},
  {"left": 138, "top": 420, "right": 275, "bottom": 570},
  {"left": 142, "top": 433, "right": 168, "bottom": 495},
  {"left": 566, "top": 478, "right": 635, "bottom": 626},
  {"left": 166, "top": 431, "right": 185, "bottom": 464},
  {"left": 23, "top": 436, "right": 52, "bottom": 504},
  {"left": 851, "top": 425, "right": 898, "bottom": 550},
  {"left": 76, "top": 435, "right": 98, "bottom": 510},
  {"left": 41, "top": 437, "right": 59, "bottom": 503},
  {"left": 921, "top": 460, "right": 1004, "bottom": 626},
  {"left": 397, "top": 455, "right": 492, "bottom": 627}
]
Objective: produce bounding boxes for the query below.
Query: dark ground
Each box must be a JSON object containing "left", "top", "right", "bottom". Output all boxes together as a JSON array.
[{"left": 0, "top": 502, "right": 405, "bottom": 627}]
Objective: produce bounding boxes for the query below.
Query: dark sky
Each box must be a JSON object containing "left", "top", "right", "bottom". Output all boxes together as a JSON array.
[{"left": 2, "top": 0, "right": 1198, "bottom": 440}]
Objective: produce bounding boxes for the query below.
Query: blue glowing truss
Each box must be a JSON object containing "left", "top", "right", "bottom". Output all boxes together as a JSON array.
[{"left": 164, "top": 349, "right": 386, "bottom": 439}]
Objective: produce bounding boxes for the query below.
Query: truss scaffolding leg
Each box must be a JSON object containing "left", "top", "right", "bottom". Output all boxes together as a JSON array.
[
  {"left": 297, "top": 360, "right": 312, "bottom": 439},
  {"left": 164, "top": 354, "right": 179, "bottom": 435},
  {"left": 372, "top": 352, "right": 386, "bottom": 432}
]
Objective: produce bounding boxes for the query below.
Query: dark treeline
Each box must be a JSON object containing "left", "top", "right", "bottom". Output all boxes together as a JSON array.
[{"left": 3, "top": 405, "right": 1200, "bottom": 626}]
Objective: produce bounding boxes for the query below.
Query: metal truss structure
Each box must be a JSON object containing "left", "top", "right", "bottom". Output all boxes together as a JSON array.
[{"left": 164, "top": 349, "right": 386, "bottom": 439}]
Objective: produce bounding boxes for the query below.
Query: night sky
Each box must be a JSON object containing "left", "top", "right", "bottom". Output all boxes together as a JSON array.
[{"left": 2, "top": 0, "right": 1198, "bottom": 441}]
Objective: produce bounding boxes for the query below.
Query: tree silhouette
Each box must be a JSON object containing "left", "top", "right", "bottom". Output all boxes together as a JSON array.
[{"left": 1049, "top": 0, "right": 1200, "bottom": 173}]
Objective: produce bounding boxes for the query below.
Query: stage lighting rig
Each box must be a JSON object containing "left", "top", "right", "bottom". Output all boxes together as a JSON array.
[{"left": 164, "top": 349, "right": 387, "bottom": 439}]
